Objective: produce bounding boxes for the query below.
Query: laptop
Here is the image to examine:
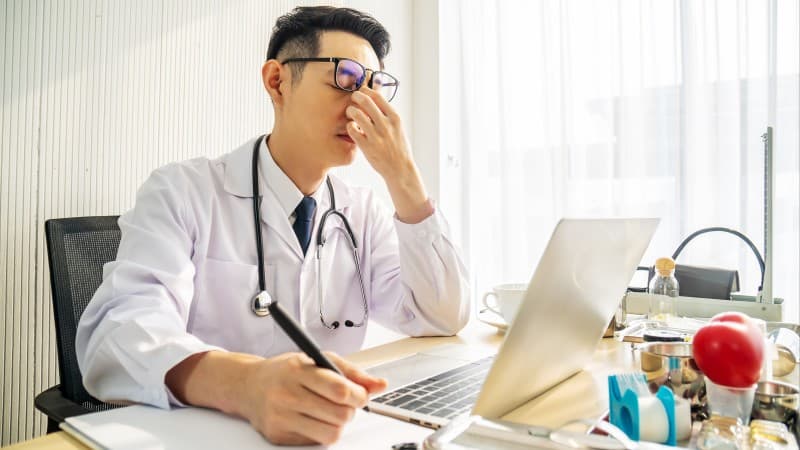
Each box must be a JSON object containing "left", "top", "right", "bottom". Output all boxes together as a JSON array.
[{"left": 367, "top": 218, "right": 659, "bottom": 428}]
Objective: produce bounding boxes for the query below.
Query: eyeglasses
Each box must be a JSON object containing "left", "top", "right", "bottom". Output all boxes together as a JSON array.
[{"left": 281, "top": 57, "right": 399, "bottom": 102}]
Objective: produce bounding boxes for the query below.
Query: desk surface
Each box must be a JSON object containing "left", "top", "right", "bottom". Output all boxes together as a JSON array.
[{"left": 6, "top": 321, "right": 639, "bottom": 449}]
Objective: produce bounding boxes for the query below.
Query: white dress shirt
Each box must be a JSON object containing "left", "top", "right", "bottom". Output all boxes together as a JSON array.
[{"left": 75, "top": 136, "right": 471, "bottom": 409}]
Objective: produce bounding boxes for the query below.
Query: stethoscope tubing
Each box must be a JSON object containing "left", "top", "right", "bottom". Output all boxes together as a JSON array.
[{"left": 250, "top": 135, "right": 367, "bottom": 328}]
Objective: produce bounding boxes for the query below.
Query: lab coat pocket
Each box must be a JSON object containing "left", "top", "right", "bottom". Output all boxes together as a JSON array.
[{"left": 192, "top": 258, "right": 276, "bottom": 356}]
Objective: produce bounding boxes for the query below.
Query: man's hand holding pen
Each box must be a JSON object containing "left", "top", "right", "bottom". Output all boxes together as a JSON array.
[{"left": 239, "top": 351, "right": 387, "bottom": 446}]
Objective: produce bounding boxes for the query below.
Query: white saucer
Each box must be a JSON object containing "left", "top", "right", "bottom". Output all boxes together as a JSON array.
[{"left": 477, "top": 308, "right": 508, "bottom": 332}]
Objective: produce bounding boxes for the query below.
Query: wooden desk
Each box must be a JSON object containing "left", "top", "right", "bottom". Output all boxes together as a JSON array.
[{"left": 6, "top": 321, "right": 636, "bottom": 449}]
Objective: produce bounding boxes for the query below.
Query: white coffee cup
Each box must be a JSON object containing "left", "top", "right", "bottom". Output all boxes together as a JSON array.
[{"left": 481, "top": 283, "right": 527, "bottom": 324}]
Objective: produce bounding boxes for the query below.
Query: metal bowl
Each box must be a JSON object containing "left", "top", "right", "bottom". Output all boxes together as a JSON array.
[
  {"left": 751, "top": 380, "right": 799, "bottom": 439},
  {"left": 639, "top": 342, "right": 707, "bottom": 420}
]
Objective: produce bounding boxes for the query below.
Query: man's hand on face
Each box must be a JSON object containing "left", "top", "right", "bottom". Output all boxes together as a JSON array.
[
  {"left": 240, "top": 351, "right": 387, "bottom": 446},
  {"left": 345, "top": 88, "right": 435, "bottom": 224},
  {"left": 345, "top": 89, "right": 411, "bottom": 178}
]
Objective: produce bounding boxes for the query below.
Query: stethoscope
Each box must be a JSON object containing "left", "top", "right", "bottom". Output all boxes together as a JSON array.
[{"left": 250, "top": 135, "right": 369, "bottom": 329}]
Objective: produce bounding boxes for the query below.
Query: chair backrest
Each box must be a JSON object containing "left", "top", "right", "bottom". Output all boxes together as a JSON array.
[{"left": 45, "top": 216, "right": 122, "bottom": 411}]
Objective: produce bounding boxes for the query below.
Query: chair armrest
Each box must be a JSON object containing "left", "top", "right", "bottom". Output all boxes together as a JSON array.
[{"left": 35, "top": 385, "right": 92, "bottom": 423}]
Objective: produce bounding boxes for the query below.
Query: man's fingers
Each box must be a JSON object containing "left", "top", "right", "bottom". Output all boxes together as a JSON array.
[
  {"left": 350, "top": 90, "right": 389, "bottom": 129},
  {"left": 292, "top": 385, "right": 357, "bottom": 426},
  {"left": 364, "top": 377, "right": 388, "bottom": 394},
  {"left": 281, "top": 411, "right": 345, "bottom": 446},
  {"left": 355, "top": 87, "right": 399, "bottom": 122},
  {"left": 299, "top": 364, "right": 368, "bottom": 408},
  {"left": 262, "top": 428, "right": 315, "bottom": 446},
  {"left": 326, "top": 352, "right": 388, "bottom": 394},
  {"left": 346, "top": 121, "right": 368, "bottom": 146},
  {"left": 252, "top": 353, "right": 365, "bottom": 446},
  {"left": 345, "top": 105, "right": 376, "bottom": 135}
]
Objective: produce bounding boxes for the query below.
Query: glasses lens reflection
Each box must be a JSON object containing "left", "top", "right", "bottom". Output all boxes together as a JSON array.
[
  {"left": 371, "top": 72, "right": 398, "bottom": 102},
  {"left": 336, "top": 59, "right": 366, "bottom": 91},
  {"left": 331, "top": 58, "right": 398, "bottom": 102}
]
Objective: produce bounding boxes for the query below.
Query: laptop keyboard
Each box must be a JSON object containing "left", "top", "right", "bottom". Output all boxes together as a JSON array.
[{"left": 370, "top": 356, "right": 494, "bottom": 420}]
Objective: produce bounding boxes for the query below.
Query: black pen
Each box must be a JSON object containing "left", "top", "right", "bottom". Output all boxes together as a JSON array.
[{"left": 267, "top": 301, "right": 370, "bottom": 412}]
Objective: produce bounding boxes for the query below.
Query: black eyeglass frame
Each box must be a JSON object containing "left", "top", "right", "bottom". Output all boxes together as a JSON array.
[{"left": 281, "top": 57, "right": 399, "bottom": 102}]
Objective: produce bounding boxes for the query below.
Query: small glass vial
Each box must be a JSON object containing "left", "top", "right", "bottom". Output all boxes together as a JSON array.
[{"left": 649, "top": 257, "right": 679, "bottom": 323}]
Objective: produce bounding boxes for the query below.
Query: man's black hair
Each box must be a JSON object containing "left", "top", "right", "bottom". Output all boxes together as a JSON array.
[{"left": 266, "top": 6, "right": 391, "bottom": 79}]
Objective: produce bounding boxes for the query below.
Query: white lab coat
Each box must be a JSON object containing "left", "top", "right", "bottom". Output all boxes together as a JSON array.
[{"left": 75, "top": 136, "right": 470, "bottom": 409}]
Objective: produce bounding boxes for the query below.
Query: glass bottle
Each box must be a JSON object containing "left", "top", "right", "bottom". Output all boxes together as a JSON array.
[{"left": 648, "top": 257, "right": 679, "bottom": 323}]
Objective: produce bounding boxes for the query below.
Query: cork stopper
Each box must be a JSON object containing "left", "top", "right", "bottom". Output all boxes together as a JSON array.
[{"left": 655, "top": 257, "right": 676, "bottom": 277}]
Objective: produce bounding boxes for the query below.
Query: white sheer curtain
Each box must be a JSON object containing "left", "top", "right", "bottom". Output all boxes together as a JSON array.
[{"left": 439, "top": 0, "right": 800, "bottom": 321}]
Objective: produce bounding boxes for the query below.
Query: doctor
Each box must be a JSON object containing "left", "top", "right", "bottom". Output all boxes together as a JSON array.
[{"left": 76, "top": 5, "right": 469, "bottom": 446}]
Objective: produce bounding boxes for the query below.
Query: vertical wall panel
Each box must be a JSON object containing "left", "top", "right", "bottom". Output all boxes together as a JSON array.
[
  {"left": 2, "top": 0, "right": 43, "bottom": 442},
  {"left": 1, "top": 0, "right": 413, "bottom": 444}
]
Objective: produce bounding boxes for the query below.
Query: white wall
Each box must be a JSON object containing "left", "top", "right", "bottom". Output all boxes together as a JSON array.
[{"left": 0, "top": 0, "right": 437, "bottom": 444}]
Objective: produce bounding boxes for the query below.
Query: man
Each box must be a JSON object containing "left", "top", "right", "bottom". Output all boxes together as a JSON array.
[{"left": 76, "top": 6, "right": 469, "bottom": 446}]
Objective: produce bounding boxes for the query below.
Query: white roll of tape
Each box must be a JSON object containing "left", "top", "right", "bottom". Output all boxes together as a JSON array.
[
  {"left": 674, "top": 397, "right": 692, "bottom": 441},
  {"left": 638, "top": 396, "right": 669, "bottom": 443}
]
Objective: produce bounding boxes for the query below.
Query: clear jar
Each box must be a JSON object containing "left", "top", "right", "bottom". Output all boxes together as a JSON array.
[{"left": 648, "top": 257, "right": 679, "bottom": 323}]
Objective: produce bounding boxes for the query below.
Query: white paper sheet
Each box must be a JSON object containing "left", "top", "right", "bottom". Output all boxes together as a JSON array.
[{"left": 62, "top": 405, "right": 431, "bottom": 449}]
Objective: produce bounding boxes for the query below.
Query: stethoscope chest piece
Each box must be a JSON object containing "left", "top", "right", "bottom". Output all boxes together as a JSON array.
[
  {"left": 249, "top": 135, "right": 367, "bottom": 327},
  {"left": 252, "top": 290, "right": 273, "bottom": 317}
]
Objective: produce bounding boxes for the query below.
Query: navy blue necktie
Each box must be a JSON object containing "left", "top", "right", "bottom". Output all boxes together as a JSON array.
[{"left": 293, "top": 196, "right": 316, "bottom": 255}]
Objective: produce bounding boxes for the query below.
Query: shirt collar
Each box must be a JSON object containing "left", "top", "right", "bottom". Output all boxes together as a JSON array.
[
  {"left": 260, "top": 136, "right": 327, "bottom": 218},
  {"left": 221, "top": 135, "right": 353, "bottom": 211}
]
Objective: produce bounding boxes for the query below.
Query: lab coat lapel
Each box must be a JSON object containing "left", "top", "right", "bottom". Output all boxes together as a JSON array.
[{"left": 220, "top": 137, "right": 304, "bottom": 260}]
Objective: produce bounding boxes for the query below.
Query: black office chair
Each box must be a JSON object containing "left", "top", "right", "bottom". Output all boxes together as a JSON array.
[{"left": 35, "top": 216, "right": 125, "bottom": 433}]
